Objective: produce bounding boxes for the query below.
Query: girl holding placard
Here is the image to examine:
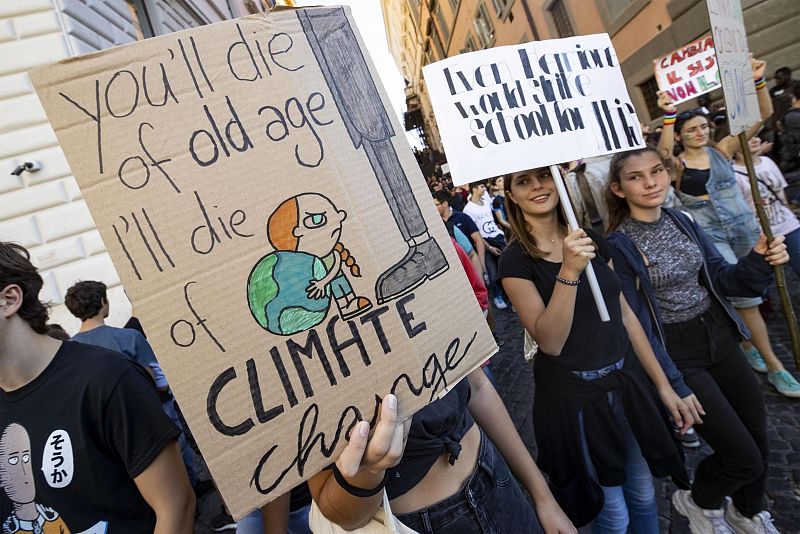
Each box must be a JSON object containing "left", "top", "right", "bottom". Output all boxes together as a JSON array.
[
  {"left": 496, "top": 168, "right": 699, "bottom": 533},
  {"left": 605, "top": 145, "right": 787, "bottom": 533}
]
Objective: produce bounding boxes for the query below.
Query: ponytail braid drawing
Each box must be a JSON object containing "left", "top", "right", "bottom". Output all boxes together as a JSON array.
[{"left": 334, "top": 242, "right": 361, "bottom": 277}]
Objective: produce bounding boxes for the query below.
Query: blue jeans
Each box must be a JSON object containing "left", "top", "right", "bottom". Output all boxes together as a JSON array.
[
  {"left": 236, "top": 505, "right": 311, "bottom": 534},
  {"left": 395, "top": 431, "right": 544, "bottom": 534},
  {"left": 781, "top": 227, "right": 800, "bottom": 278},
  {"left": 576, "top": 360, "right": 659, "bottom": 534}
]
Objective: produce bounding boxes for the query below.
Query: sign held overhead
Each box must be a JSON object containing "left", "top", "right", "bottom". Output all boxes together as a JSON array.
[
  {"left": 423, "top": 34, "right": 645, "bottom": 185},
  {"left": 654, "top": 35, "right": 720, "bottom": 105}
]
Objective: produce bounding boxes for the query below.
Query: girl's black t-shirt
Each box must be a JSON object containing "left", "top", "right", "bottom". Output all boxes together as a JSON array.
[
  {"left": 497, "top": 229, "right": 629, "bottom": 371},
  {"left": 0, "top": 341, "right": 179, "bottom": 533}
]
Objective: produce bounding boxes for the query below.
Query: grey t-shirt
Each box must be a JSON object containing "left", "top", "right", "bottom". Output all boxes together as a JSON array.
[{"left": 619, "top": 214, "right": 711, "bottom": 324}]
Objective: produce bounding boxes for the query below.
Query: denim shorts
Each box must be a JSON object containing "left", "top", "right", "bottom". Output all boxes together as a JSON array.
[{"left": 395, "top": 430, "right": 544, "bottom": 534}]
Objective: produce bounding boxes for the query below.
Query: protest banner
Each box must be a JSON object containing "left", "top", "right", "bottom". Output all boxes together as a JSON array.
[
  {"left": 707, "top": 0, "right": 800, "bottom": 367},
  {"left": 707, "top": 0, "right": 759, "bottom": 135},
  {"left": 654, "top": 35, "right": 720, "bottom": 105},
  {"left": 422, "top": 33, "right": 644, "bottom": 186},
  {"left": 29, "top": 7, "right": 496, "bottom": 518}
]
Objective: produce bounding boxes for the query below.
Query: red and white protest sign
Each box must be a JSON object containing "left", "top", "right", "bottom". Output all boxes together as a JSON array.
[{"left": 654, "top": 35, "right": 720, "bottom": 104}]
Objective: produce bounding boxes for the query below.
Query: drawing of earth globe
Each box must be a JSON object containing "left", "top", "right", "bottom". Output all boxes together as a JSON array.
[{"left": 247, "top": 251, "right": 331, "bottom": 335}]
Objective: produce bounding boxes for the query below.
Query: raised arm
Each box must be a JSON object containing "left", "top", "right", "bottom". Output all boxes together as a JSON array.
[{"left": 656, "top": 91, "right": 678, "bottom": 163}]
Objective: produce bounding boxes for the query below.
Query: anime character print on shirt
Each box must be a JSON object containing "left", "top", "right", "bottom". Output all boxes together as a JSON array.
[
  {"left": 248, "top": 193, "right": 373, "bottom": 336},
  {"left": 0, "top": 424, "right": 69, "bottom": 534}
]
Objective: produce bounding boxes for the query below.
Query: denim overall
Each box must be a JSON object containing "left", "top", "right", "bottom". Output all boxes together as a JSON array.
[{"left": 677, "top": 147, "right": 760, "bottom": 253}]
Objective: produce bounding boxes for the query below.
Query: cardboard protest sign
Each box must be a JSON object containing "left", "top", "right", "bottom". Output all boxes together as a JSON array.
[
  {"left": 654, "top": 35, "right": 720, "bottom": 104},
  {"left": 707, "top": 0, "right": 759, "bottom": 135},
  {"left": 422, "top": 34, "right": 644, "bottom": 186},
  {"left": 29, "top": 7, "right": 495, "bottom": 518}
]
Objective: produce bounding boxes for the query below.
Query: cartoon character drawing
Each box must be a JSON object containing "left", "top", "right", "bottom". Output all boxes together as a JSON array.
[
  {"left": 0, "top": 423, "right": 70, "bottom": 534},
  {"left": 248, "top": 193, "right": 373, "bottom": 336},
  {"left": 298, "top": 8, "right": 449, "bottom": 304}
]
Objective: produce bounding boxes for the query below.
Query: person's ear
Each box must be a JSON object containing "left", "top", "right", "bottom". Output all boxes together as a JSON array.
[
  {"left": 337, "top": 210, "right": 347, "bottom": 223},
  {"left": 0, "top": 285, "right": 23, "bottom": 318},
  {"left": 292, "top": 225, "right": 303, "bottom": 238},
  {"left": 610, "top": 181, "right": 627, "bottom": 199}
]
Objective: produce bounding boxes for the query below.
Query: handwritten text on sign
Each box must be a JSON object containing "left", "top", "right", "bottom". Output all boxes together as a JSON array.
[
  {"left": 423, "top": 34, "right": 644, "bottom": 185},
  {"left": 654, "top": 35, "right": 720, "bottom": 105},
  {"left": 30, "top": 8, "right": 494, "bottom": 519},
  {"left": 707, "top": 0, "right": 759, "bottom": 135}
]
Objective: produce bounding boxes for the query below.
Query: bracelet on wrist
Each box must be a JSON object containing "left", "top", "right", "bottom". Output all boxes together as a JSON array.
[
  {"left": 555, "top": 274, "right": 580, "bottom": 286},
  {"left": 755, "top": 76, "right": 766, "bottom": 90},
  {"left": 663, "top": 111, "right": 677, "bottom": 125},
  {"left": 332, "top": 463, "right": 387, "bottom": 497}
]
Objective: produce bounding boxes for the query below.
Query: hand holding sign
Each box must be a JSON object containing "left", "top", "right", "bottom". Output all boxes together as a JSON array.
[
  {"left": 560, "top": 229, "right": 596, "bottom": 279},
  {"left": 656, "top": 91, "right": 677, "bottom": 115}
]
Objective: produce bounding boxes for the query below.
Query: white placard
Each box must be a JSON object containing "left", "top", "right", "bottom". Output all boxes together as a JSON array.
[
  {"left": 654, "top": 35, "right": 720, "bottom": 105},
  {"left": 423, "top": 34, "right": 644, "bottom": 186},
  {"left": 707, "top": 0, "right": 759, "bottom": 135}
]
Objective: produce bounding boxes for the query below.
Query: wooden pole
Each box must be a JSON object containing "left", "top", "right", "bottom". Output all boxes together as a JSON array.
[
  {"left": 549, "top": 164, "right": 611, "bottom": 322},
  {"left": 737, "top": 132, "right": 800, "bottom": 368}
]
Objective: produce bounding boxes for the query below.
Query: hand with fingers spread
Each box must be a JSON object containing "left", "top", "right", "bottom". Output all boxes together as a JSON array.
[
  {"left": 560, "top": 229, "right": 595, "bottom": 280},
  {"left": 753, "top": 234, "right": 789, "bottom": 266}
]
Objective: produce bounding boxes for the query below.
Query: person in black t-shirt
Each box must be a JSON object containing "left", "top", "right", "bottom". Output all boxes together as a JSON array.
[
  {"left": 496, "top": 169, "right": 698, "bottom": 531},
  {"left": 0, "top": 242, "right": 194, "bottom": 533}
]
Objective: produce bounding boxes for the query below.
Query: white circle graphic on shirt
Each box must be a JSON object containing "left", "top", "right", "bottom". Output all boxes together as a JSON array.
[{"left": 41, "top": 429, "right": 74, "bottom": 488}]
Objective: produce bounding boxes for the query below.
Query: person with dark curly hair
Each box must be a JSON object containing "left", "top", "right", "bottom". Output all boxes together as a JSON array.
[{"left": 0, "top": 241, "right": 194, "bottom": 532}]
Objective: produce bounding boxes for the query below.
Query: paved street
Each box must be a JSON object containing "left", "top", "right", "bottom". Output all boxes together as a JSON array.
[
  {"left": 194, "top": 276, "right": 800, "bottom": 533},
  {"left": 490, "top": 275, "right": 800, "bottom": 533}
]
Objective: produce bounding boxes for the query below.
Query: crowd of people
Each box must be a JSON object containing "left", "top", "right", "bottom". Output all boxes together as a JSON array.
[{"left": 1, "top": 55, "right": 800, "bottom": 534}]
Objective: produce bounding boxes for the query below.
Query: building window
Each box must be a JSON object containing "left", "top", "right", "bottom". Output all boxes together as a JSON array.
[
  {"left": 640, "top": 77, "right": 661, "bottom": 120},
  {"left": 474, "top": 4, "right": 495, "bottom": 48},
  {"left": 491, "top": 0, "right": 511, "bottom": 16},
  {"left": 462, "top": 34, "right": 477, "bottom": 53},
  {"left": 549, "top": 0, "right": 574, "bottom": 38},
  {"left": 435, "top": 4, "right": 450, "bottom": 42}
]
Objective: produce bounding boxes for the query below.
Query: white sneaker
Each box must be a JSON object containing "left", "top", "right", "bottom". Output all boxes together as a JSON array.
[
  {"left": 672, "top": 490, "right": 734, "bottom": 533},
  {"left": 725, "top": 501, "right": 781, "bottom": 534}
]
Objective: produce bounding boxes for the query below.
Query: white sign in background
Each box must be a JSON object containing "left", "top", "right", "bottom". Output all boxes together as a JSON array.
[
  {"left": 707, "top": 0, "right": 759, "bottom": 135},
  {"left": 423, "top": 34, "right": 644, "bottom": 185},
  {"left": 654, "top": 35, "right": 720, "bottom": 105}
]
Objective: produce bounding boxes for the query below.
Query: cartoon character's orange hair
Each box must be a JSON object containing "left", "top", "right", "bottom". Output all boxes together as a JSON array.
[
  {"left": 267, "top": 197, "right": 299, "bottom": 252},
  {"left": 267, "top": 195, "right": 361, "bottom": 277}
]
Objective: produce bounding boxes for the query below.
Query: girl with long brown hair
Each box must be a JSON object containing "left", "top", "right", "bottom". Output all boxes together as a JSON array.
[
  {"left": 497, "top": 168, "right": 700, "bottom": 533},
  {"left": 605, "top": 145, "right": 788, "bottom": 533}
]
